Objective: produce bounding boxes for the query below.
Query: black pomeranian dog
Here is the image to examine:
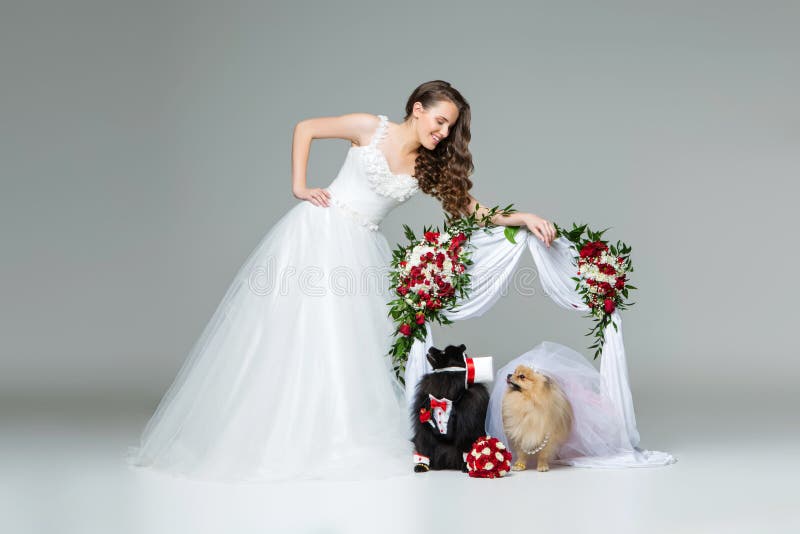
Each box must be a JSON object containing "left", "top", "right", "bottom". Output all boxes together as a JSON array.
[{"left": 411, "top": 344, "right": 490, "bottom": 472}]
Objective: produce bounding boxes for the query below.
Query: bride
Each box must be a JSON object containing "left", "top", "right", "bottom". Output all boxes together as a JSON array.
[{"left": 126, "top": 80, "right": 557, "bottom": 482}]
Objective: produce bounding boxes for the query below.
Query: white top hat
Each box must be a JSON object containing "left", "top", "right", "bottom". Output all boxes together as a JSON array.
[
  {"left": 464, "top": 355, "right": 493, "bottom": 386},
  {"left": 429, "top": 353, "right": 494, "bottom": 388}
]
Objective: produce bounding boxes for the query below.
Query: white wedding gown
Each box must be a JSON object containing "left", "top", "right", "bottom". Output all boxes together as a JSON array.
[{"left": 127, "top": 115, "right": 420, "bottom": 483}]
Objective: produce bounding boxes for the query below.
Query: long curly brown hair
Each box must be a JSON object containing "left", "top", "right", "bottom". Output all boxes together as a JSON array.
[{"left": 405, "top": 80, "right": 474, "bottom": 218}]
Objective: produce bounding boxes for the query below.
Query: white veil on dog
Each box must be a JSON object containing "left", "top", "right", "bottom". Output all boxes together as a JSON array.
[
  {"left": 486, "top": 342, "right": 672, "bottom": 467},
  {"left": 404, "top": 226, "right": 675, "bottom": 468}
]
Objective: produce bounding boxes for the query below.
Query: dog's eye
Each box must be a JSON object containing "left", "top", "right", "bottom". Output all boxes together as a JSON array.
[{"left": 518, "top": 375, "right": 525, "bottom": 380}]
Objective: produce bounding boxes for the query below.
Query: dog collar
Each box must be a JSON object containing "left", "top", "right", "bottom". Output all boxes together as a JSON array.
[{"left": 430, "top": 367, "right": 465, "bottom": 373}]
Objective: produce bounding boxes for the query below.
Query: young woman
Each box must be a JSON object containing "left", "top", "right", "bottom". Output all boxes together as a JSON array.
[{"left": 127, "top": 80, "right": 556, "bottom": 482}]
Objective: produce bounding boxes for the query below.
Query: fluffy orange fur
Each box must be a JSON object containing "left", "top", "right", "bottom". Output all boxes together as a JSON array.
[{"left": 501, "top": 365, "right": 573, "bottom": 472}]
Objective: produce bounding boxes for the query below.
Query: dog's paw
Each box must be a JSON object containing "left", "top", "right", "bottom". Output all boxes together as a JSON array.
[
  {"left": 511, "top": 461, "right": 527, "bottom": 471},
  {"left": 413, "top": 463, "right": 430, "bottom": 473},
  {"left": 536, "top": 463, "right": 550, "bottom": 472}
]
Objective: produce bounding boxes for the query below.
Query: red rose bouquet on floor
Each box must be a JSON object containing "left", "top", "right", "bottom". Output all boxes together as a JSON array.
[
  {"left": 387, "top": 205, "right": 516, "bottom": 382},
  {"left": 466, "top": 436, "right": 512, "bottom": 479},
  {"left": 556, "top": 223, "right": 637, "bottom": 359}
]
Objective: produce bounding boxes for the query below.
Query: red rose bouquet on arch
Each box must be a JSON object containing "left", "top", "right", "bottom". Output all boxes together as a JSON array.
[
  {"left": 387, "top": 205, "right": 516, "bottom": 382},
  {"left": 556, "top": 223, "right": 637, "bottom": 359}
]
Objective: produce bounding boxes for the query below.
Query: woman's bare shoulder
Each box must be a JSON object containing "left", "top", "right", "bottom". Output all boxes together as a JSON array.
[{"left": 297, "top": 112, "right": 381, "bottom": 146}]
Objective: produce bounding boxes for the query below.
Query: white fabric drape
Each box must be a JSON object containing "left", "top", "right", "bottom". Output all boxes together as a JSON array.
[{"left": 404, "top": 226, "right": 675, "bottom": 468}]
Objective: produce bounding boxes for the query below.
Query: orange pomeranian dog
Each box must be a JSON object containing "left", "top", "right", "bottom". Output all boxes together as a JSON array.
[{"left": 502, "top": 364, "right": 573, "bottom": 472}]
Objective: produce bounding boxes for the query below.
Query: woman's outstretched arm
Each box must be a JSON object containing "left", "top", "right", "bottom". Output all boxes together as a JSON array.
[
  {"left": 290, "top": 113, "right": 378, "bottom": 207},
  {"left": 465, "top": 194, "right": 556, "bottom": 247}
]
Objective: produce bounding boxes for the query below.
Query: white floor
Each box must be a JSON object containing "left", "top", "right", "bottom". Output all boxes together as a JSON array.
[{"left": 2, "top": 392, "right": 798, "bottom": 534}]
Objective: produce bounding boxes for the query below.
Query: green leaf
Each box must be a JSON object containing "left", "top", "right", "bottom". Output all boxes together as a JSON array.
[
  {"left": 402, "top": 224, "right": 416, "bottom": 242},
  {"left": 504, "top": 226, "right": 520, "bottom": 244}
]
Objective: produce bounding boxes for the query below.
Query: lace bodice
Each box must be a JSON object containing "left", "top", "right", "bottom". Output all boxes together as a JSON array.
[{"left": 325, "top": 115, "right": 420, "bottom": 231}]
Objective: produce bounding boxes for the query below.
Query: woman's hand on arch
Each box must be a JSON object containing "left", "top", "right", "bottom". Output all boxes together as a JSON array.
[
  {"left": 293, "top": 186, "right": 331, "bottom": 207},
  {"left": 524, "top": 213, "right": 556, "bottom": 247}
]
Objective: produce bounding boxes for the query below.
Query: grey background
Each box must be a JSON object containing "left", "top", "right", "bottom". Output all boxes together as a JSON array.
[{"left": 2, "top": 0, "right": 797, "bottom": 410}]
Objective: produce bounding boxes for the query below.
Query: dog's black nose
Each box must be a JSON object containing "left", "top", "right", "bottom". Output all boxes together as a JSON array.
[{"left": 506, "top": 373, "right": 512, "bottom": 381}]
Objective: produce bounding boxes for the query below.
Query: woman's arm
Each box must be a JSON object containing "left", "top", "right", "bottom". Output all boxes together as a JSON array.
[
  {"left": 466, "top": 194, "right": 556, "bottom": 247},
  {"left": 290, "top": 113, "right": 379, "bottom": 207}
]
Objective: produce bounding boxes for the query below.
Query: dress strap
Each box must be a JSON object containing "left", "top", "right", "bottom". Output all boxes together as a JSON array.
[{"left": 368, "top": 114, "right": 389, "bottom": 148}]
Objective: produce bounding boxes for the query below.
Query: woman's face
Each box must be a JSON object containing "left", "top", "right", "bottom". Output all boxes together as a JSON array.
[{"left": 413, "top": 100, "right": 460, "bottom": 150}]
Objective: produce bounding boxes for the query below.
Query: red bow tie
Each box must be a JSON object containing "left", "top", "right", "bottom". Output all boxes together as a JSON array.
[{"left": 430, "top": 397, "right": 450, "bottom": 411}]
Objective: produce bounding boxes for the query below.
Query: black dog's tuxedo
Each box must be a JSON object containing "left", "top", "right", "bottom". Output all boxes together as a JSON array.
[{"left": 411, "top": 344, "right": 490, "bottom": 472}]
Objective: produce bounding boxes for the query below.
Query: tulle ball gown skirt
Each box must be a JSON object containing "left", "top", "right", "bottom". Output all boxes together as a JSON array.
[{"left": 127, "top": 201, "right": 412, "bottom": 483}]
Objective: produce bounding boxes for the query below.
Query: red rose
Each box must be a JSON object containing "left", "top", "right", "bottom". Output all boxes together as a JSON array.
[
  {"left": 614, "top": 276, "right": 625, "bottom": 289},
  {"left": 397, "top": 285, "right": 409, "bottom": 296},
  {"left": 603, "top": 299, "right": 615, "bottom": 313},
  {"left": 399, "top": 261, "right": 407, "bottom": 268},
  {"left": 449, "top": 233, "right": 466, "bottom": 250},
  {"left": 424, "top": 231, "right": 440, "bottom": 243},
  {"left": 580, "top": 241, "right": 608, "bottom": 259},
  {"left": 399, "top": 324, "right": 412, "bottom": 336},
  {"left": 599, "top": 263, "right": 616, "bottom": 275},
  {"left": 419, "top": 408, "right": 431, "bottom": 423},
  {"left": 415, "top": 312, "right": 425, "bottom": 325}
]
